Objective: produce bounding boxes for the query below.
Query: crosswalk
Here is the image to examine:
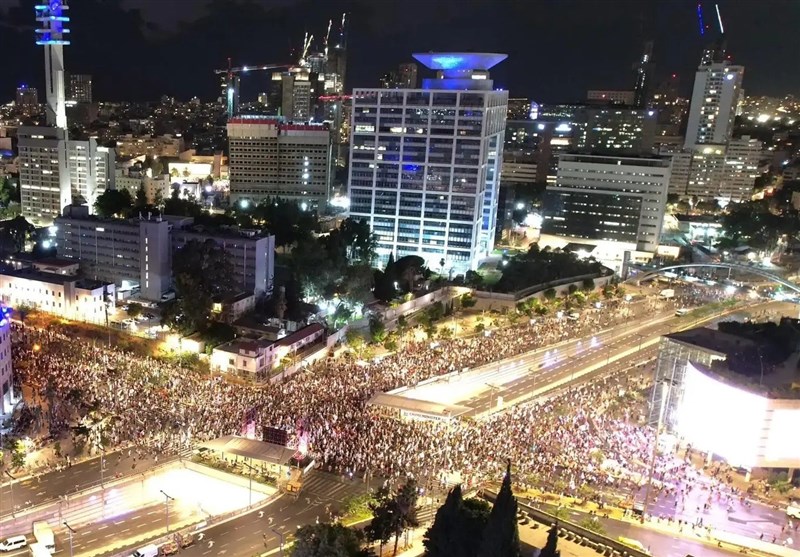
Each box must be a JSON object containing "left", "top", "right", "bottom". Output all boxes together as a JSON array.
[{"left": 298, "top": 471, "right": 368, "bottom": 504}]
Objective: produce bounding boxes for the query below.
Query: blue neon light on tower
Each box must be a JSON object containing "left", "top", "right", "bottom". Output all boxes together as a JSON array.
[{"left": 35, "top": 0, "right": 70, "bottom": 128}]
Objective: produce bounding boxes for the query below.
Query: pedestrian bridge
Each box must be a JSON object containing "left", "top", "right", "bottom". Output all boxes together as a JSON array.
[{"left": 627, "top": 262, "right": 800, "bottom": 295}]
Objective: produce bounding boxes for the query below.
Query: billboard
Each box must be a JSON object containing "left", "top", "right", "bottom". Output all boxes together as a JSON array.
[{"left": 676, "top": 362, "right": 800, "bottom": 468}]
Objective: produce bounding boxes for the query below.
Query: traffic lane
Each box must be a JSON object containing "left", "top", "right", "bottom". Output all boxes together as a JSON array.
[
  {"left": 69, "top": 502, "right": 176, "bottom": 555},
  {"left": 0, "top": 501, "right": 176, "bottom": 557},
  {"left": 178, "top": 497, "right": 316, "bottom": 557},
  {"left": 179, "top": 472, "right": 378, "bottom": 557},
  {"left": 1, "top": 452, "right": 168, "bottom": 516},
  {"left": 464, "top": 331, "right": 661, "bottom": 415},
  {"left": 471, "top": 299, "right": 785, "bottom": 413}
]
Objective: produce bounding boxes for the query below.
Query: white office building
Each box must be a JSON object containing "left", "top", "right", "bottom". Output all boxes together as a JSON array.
[
  {"left": 543, "top": 153, "right": 671, "bottom": 253},
  {"left": 685, "top": 61, "right": 743, "bottom": 148},
  {"left": 0, "top": 268, "right": 114, "bottom": 325},
  {"left": 348, "top": 52, "right": 509, "bottom": 273},
  {"left": 228, "top": 117, "right": 331, "bottom": 209},
  {"left": 19, "top": 128, "right": 116, "bottom": 225}
]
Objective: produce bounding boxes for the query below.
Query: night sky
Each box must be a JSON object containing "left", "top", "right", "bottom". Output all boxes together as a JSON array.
[{"left": 0, "top": 0, "right": 798, "bottom": 103}]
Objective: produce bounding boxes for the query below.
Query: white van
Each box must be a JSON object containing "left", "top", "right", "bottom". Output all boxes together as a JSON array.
[
  {"left": 787, "top": 502, "right": 800, "bottom": 519},
  {"left": 0, "top": 536, "right": 28, "bottom": 552},
  {"left": 131, "top": 544, "right": 159, "bottom": 557}
]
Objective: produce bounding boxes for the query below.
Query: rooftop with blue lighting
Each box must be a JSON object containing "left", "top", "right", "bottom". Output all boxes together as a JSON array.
[{"left": 412, "top": 52, "right": 507, "bottom": 71}]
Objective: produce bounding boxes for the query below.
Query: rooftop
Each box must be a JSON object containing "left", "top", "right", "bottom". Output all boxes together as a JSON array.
[
  {"left": 412, "top": 52, "right": 507, "bottom": 71},
  {"left": 0, "top": 267, "right": 110, "bottom": 290},
  {"left": 197, "top": 435, "right": 296, "bottom": 465},
  {"left": 666, "top": 327, "right": 759, "bottom": 356}
]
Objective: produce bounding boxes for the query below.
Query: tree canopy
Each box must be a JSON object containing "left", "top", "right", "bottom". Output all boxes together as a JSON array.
[
  {"left": 478, "top": 462, "right": 520, "bottom": 557},
  {"left": 161, "top": 239, "right": 236, "bottom": 333},
  {"left": 494, "top": 244, "right": 607, "bottom": 293},
  {"left": 291, "top": 523, "right": 370, "bottom": 557},
  {"left": 94, "top": 188, "right": 133, "bottom": 218},
  {"left": 366, "top": 479, "right": 419, "bottom": 556}
]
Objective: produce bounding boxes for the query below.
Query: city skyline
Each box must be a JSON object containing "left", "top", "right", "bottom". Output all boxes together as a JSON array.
[{"left": 0, "top": 0, "right": 799, "bottom": 102}]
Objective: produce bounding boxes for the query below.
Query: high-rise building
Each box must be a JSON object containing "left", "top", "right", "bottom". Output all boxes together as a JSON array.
[
  {"left": 18, "top": 126, "right": 70, "bottom": 224},
  {"left": 507, "top": 98, "right": 538, "bottom": 120},
  {"left": 650, "top": 74, "right": 689, "bottom": 137},
  {"left": 572, "top": 107, "right": 657, "bottom": 154},
  {"left": 15, "top": 85, "right": 39, "bottom": 108},
  {"left": 542, "top": 153, "right": 670, "bottom": 253},
  {"left": 685, "top": 137, "right": 762, "bottom": 202},
  {"left": 19, "top": 127, "right": 116, "bottom": 224},
  {"left": 397, "top": 63, "right": 418, "bottom": 89},
  {"left": 228, "top": 116, "right": 331, "bottom": 209},
  {"left": 632, "top": 41, "right": 654, "bottom": 108},
  {"left": 66, "top": 73, "right": 92, "bottom": 103},
  {"left": 349, "top": 52, "right": 509, "bottom": 273},
  {"left": 684, "top": 60, "right": 744, "bottom": 148}
]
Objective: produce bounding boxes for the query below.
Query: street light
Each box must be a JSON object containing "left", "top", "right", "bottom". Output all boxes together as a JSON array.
[
  {"left": 241, "top": 460, "right": 257, "bottom": 508},
  {"left": 159, "top": 489, "right": 175, "bottom": 533},
  {"left": 63, "top": 522, "right": 76, "bottom": 557},
  {"left": 4, "top": 470, "right": 15, "bottom": 516},
  {"left": 271, "top": 528, "right": 285, "bottom": 557}
]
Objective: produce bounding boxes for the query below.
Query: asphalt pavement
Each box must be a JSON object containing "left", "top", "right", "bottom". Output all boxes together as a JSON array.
[{"left": 0, "top": 451, "right": 169, "bottom": 517}]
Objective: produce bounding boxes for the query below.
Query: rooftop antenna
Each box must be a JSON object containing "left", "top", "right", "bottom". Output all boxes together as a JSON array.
[
  {"left": 715, "top": 3, "right": 725, "bottom": 34},
  {"left": 696, "top": 2, "right": 705, "bottom": 36}
]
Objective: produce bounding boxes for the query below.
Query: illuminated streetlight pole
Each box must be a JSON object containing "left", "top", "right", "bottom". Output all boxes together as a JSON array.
[
  {"left": 4, "top": 470, "right": 15, "bottom": 516},
  {"left": 159, "top": 489, "right": 174, "bottom": 533},
  {"left": 63, "top": 521, "right": 76, "bottom": 557}
]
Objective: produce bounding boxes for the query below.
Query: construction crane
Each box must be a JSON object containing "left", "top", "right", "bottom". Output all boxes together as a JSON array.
[{"left": 214, "top": 58, "right": 290, "bottom": 118}]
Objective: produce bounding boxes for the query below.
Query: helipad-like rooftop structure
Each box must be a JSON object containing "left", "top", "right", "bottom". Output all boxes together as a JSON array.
[{"left": 412, "top": 52, "right": 508, "bottom": 71}]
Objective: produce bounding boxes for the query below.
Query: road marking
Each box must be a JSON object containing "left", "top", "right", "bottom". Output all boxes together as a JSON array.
[
  {"left": 121, "top": 529, "right": 131, "bottom": 533},
  {"left": 97, "top": 525, "right": 108, "bottom": 530}
]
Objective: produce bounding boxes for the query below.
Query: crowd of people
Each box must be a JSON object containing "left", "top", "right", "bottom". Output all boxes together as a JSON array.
[{"left": 7, "top": 293, "right": 680, "bottom": 500}]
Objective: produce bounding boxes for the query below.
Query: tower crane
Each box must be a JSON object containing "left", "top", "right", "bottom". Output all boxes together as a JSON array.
[{"left": 214, "top": 58, "right": 291, "bottom": 118}]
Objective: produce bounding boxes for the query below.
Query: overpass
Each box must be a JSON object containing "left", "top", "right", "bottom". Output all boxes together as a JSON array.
[{"left": 627, "top": 262, "right": 800, "bottom": 295}]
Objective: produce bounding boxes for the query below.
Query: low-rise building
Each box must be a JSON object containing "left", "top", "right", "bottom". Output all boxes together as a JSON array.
[
  {"left": 116, "top": 134, "right": 185, "bottom": 159},
  {"left": 0, "top": 268, "right": 114, "bottom": 324},
  {"left": 210, "top": 323, "right": 325, "bottom": 376},
  {"left": 211, "top": 292, "right": 257, "bottom": 324}
]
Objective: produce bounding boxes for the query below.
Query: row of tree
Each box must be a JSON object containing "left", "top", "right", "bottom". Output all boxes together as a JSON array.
[{"left": 424, "top": 463, "right": 524, "bottom": 557}]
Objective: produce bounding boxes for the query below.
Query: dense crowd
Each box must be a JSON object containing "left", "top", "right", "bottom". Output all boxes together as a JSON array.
[{"left": 7, "top": 294, "right": 678, "bottom": 498}]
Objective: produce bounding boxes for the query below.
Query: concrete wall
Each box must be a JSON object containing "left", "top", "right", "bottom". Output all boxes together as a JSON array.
[{"left": 472, "top": 273, "right": 613, "bottom": 311}]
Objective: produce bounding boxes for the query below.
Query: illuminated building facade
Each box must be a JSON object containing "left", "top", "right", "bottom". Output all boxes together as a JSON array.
[
  {"left": 16, "top": 85, "right": 38, "bottom": 109},
  {"left": 586, "top": 90, "right": 634, "bottom": 105},
  {"left": 542, "top": 153, "right": 670, "bottom": 253},
  {"left": 685, "top": 61, "right": 743, "bottom": 147},
  {"left": 571, "top": 107, "right": 657, "bottom": 154},
  {"left": 0, "top": 269, "right": 114, "bottom": 326},
  {"left": 66, "top": 73, "right": 92, "bottom": 103},
  {"left": 227, "top": 116, "right": 332, "bottom": 209},
  {"left": 0, "top": 306, "right": 13, "bottom": 415},
  {"left": 349, "top": 52, "right": 509, "bottom": 273},
  {"left": 652, "top": 324, "right": 800, "bottom": 472}
]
